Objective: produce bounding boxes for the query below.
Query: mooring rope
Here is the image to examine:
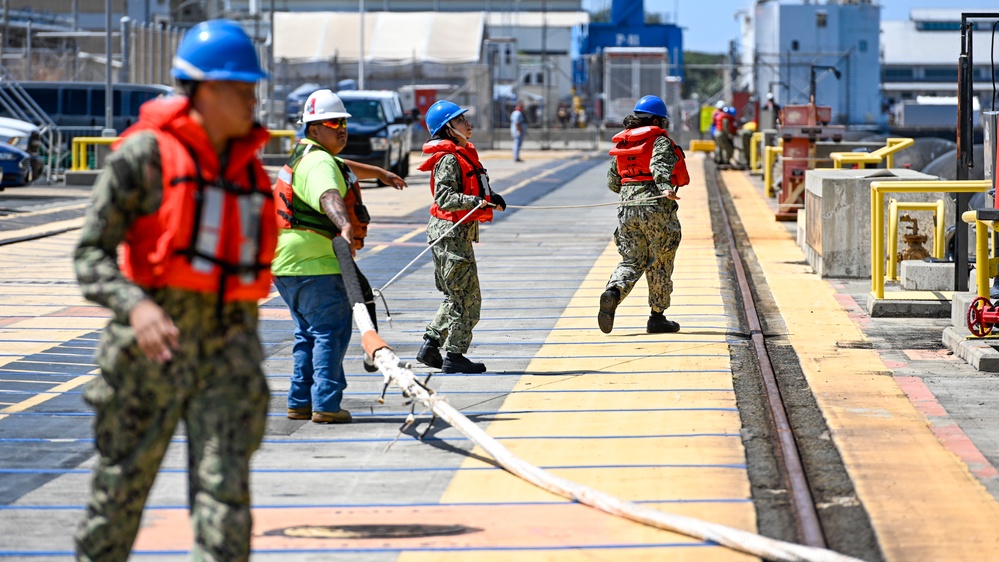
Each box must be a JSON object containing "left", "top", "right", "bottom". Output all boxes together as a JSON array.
[{"left": 332, "top": 236, "right": 861, "bottom": 562}]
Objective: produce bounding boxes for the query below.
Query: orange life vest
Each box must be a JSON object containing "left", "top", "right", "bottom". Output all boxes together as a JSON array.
[
  {"left": 418, "top": 139, "right": 494, "bottom": 223},
  {"left": 274, "top": 139, "right": 370, "bottom": 250},
  {"left": 118, "top": 97, "right": 276, "bottom": 302},
  {"left": 609, "top": 126, "right": 690, "bottom": 188}
]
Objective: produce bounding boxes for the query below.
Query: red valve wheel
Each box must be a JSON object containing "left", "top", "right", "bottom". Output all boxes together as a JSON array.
[{"left": 967, "top": 296, "right": 993, "bottom": 337}]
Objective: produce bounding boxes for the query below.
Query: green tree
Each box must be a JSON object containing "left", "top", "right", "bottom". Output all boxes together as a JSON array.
[{"left": 682, "top": 51, "right": 725, "bottom": 100}]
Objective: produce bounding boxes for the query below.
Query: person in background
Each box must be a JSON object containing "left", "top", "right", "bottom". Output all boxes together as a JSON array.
[
  {"left": 416, "top": 100, "right": 506, "bottom": 374},
  {"left": 272, "top": 88, "right": 406, "bottom": 425},
  {"left": 73, "top": 19, "right": 274, "bottom": 561},
  {"left": 598, "top": 95, "right": 687, "bottom": 335},
  {"left": 510, "top": 102, "right": 526, "bottom": 162}
]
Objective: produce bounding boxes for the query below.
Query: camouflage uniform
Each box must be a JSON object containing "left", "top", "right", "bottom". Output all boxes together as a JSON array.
[
  {"left": 73, "top": 133, "right": 269, "bottom": 561},
  {"left": 425, "top": 153, "right": 482, "bottom": 354},
  {"left": 605, "top": 135, "right": 683, "bottom": 313}
]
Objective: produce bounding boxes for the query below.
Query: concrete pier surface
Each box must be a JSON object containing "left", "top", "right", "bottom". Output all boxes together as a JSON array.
[{"left": 0, "top": 150, "right": 996, "bottom": 561}]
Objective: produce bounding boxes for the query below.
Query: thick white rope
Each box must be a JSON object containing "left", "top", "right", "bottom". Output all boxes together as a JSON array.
[{"left": 350, "top": 303, "right": 861, "bottom": 562}]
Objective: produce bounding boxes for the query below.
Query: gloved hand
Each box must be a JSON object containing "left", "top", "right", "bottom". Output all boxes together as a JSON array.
[
  {"left": 665, "top": 188, "right": 681, "bottom": 201},
  {"left": 490, "top": 192, "right": 507, "bottom": 211}
]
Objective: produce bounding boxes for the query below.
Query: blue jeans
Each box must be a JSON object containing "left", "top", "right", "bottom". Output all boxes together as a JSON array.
[
  {"left": 274, "top": 275, "right": 352, "bottom": 413},
  {"left": 512, "top": 133, "right": 523, "bottom": 161}
]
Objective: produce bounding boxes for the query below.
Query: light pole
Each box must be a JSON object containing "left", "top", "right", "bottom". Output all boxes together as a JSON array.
[
  {"left": 104, "top": 0, "right": 114, "bottom": 136},
  {"left": 358, "top": 0, "right": 365, "bottom": 90}
]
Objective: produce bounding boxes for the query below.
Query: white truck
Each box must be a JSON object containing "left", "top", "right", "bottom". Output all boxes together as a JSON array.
[{"left": 602, "top": 47, "right": 670, "bottom": 126}]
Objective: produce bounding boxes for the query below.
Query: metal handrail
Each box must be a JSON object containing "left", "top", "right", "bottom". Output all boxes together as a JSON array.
[
  {"left": 831, "top": 137, "right": 914, "bottom": 169},
  {"left": 870, "top": 180, "right": 991, "bottom": 299},
  {"left": 71, "top": 137, "right": 117, "bottom": 171}
]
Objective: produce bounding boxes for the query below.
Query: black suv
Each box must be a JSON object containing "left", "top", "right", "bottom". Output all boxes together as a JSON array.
[{"left": 336, "top": 90, "right": 413, "bottom": 179}]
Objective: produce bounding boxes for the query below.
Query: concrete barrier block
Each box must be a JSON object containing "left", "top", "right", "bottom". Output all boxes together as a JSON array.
[
  {"left": 803, "top": 168, "right": 943, "bottom": 278},
  {"left": 900, "top": 260, "right": 955, "bottom": 291},
  {"left": 951, "top": 291, "right": 977, "bottom": 334}
]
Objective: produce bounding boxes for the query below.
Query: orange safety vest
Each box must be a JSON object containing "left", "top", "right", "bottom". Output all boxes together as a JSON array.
[
  {"left": 273, "top": 139, "right": 370, "bottom": 250},
  {"left": 119, "top": 97, "right": 276, "bottom": 302},
  {"left": 418, "top": 139, "right": 494, "bottom": 223},
  {"left": 609, "top": 126, "right": 690, "bottom": 188}
]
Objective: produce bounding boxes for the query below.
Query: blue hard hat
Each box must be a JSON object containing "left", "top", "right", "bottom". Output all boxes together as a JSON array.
[
  {"left": 426, "top": 100, "right": 469, "bottom": 136},
  {"left": 172, "top": 19, "right": 267, "bottom": 83},
  {"left": 726, "top": 107, "right": 737, "bottom": 116},
  {"left": 634, "top": 95, "right": 668, "bottom": 118}
]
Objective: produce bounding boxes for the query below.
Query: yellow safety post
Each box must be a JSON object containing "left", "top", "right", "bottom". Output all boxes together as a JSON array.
[
  {"left": 885, "top": 198, "right": 947, "bottom": 281},
  {"left": 763, "top": 145, "right": 781, "bottom": 197},
  {"left": 870, "top": 180, "right": 990, "bottom": 299},
  {"left": 688, "top": 139, "right": 715, "bottom": 153},
  {"left": 749, "top": 131, "right": 764, "bottom": 173},
  {"left": 832, "top": 137, "right": 914, "bottom": 169},
  {"left": 70, "top": 136, "right": 118, "bottom": 171},
  {"left": 961, "top": 210, "right": 999, "bottom": 299}
]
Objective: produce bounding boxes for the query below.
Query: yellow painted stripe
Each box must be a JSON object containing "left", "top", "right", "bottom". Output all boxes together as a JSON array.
[
  {"left": 722, "top": 169, "right": 999, "bottom": 561},
  {"left": 0, "top": 374, "right": 95, "bottom": 422}
]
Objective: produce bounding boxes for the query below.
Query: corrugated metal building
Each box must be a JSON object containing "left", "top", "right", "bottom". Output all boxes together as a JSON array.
[{"left": 747, "top": 0, "right": 881, "bottom": 126}]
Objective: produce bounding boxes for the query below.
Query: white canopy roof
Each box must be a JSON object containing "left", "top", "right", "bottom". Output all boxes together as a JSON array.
[{"left": 273, "top": 11, "right": 485, "bottom": 64}]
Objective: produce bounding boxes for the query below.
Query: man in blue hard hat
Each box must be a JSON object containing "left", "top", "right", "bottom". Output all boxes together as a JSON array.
[
  {"left": 599, "top": 94, "right": 687, "bottom": 334},
  {"left": 74, "top": 19, "right": 273, "bottom": 561}
]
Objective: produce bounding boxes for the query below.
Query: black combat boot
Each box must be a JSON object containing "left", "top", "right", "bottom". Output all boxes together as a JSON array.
[
  {"left": 647, "top": 311, "right": 680, "bottom": 334},
  {"left": 442, "top": 352, "right": 487, "bottom": 374},
  {"left": 598, "top": 287, "right": 620, "bottom": 334},
  {"left": 416, "top": 336, "right": 443, "bottom": 369}
]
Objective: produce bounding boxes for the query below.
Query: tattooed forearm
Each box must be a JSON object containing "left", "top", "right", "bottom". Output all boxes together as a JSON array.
[{"left": 320, "top": 189, "right": 351, "bottom": 232}]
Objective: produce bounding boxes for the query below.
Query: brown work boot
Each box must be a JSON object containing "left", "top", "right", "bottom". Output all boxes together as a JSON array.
[
  {"left": 312, "top": 409, "right": 352, "bottom": 424},
  {"left": 286, "top": 406, "right": 311, "bottom": 420}
]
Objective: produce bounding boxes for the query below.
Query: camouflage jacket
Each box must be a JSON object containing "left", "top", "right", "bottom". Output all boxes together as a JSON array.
[
  {"left": 426, "top": 153, "right": 480, "bottom": 243},
  {"left": 608, "top": 135, "right": 680, "bottom": 206}
]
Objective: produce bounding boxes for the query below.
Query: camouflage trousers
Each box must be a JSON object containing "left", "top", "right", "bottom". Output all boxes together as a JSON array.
[
  {"left": 606, "top": 202, "right": 682, "bottom": 313},
  {"left": 76, "top": 291, "right": 270, "bottom": 562},
  {"left": 426, "top": 236, "right": 481, "bottom": 354}
]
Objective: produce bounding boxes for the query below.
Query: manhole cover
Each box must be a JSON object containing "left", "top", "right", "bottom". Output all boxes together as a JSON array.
[{"left": 265, "top": 524, "right": 482, "bottom": 540}]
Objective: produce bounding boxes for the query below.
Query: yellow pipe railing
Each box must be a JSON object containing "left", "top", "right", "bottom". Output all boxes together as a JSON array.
[
  {"left": 71, "top": 136, "right": 118, "bottom": 171},
  {"left": 870, "top": 180, "right": 991, "bottom": 299},
  {"left": 832, "top": 137, "right": 914, "bottom": 169},
  {"left": 268, "top": 129, "right": 297, "bottom": 154},
  {"left": 71, "top": 129, "right": 300, "bottom": 172},
  {"left": 885, "top": 199, "right": 946, "bottom": 281},
  {"left": 749, "top": 131, "right": 764, "bottom": 173}
]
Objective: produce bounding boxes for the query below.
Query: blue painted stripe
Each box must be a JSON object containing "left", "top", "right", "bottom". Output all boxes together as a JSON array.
[
  {"left": 0, "top": 498, "right": 750, "bottom": 511},
  {"left": 2, "top": 407, "right": 740, "bottom": 418},
  {"left": 1, "top": 463, "right": 747, "bottom": 475},
  {"left": 0, "top": 433, "right": 742, "bottom": 445},
  {"left": 0, "top": 388, "right": 733, "bottom": 397},
  {"left": 0, "top": 543, "right": 718, "bottom": 556}
]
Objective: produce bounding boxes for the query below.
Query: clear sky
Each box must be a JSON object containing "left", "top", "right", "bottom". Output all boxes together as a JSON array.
[{"left": 581, "top": 1, "right": 999, "bottom": 54}]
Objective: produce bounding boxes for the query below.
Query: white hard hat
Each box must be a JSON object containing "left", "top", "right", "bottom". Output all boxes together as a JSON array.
[
  {"left": 302, "top": 89, "right": 351, "bottom": 123},
  {"left": 715, "top": 100, "right": 725, "bottom": 109}
]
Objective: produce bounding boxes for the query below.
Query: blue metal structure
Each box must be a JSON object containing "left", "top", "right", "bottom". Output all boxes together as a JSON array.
[{"left": 572, "top": 0, "right": 683, "bottom": 86}]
